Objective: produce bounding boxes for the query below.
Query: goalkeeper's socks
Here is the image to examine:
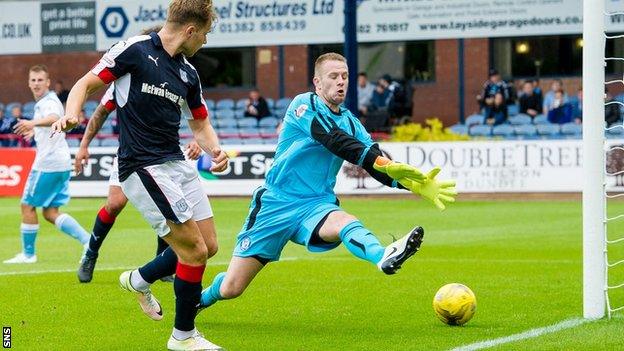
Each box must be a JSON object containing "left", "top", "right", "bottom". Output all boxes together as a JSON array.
[
  {"left": 21, "top": 223, "right": 39, "bottom": 257},
  {"left": 339, "top": 220, "right": 385, "bottom": 265},
  {"left": 55, "top": 213, "right": 90, "bottom": 245},
  {"left": 174, "top": 262, "right": 205, "bottom": 332},
  {"left": 200, "top": 272, "right": 226, "bottom": 308},
  {"left": 87, "top": 207, "right": 117, "bottom": 258},
  {"left": 138, "top": 247, "right": 177, "bottom": 284},
  {"left": 156, "top": 236, "right": 169, "bottom": 256}
]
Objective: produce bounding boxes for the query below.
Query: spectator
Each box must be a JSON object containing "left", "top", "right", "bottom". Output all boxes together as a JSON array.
[
  {"left": 533, "top": 78, "right": 543, "bottom": 97},
  {"left": 605, "top": 89, "right": 621, "bottom": 127},
  {"left": 11, "top": 105, "right": 24, "bottom": 120},
  {"left": 519, "top": 80, "right": 542, "bottom": 118},
  {"left": 546, "top": 90, "right": 573, "bottom": 124},
  {"left": 543, "top": 79, "right": 568, "bottom": 115},
  {"left": 484, "top": 93, "right": 508, "bottom": 126},
  {"left": 364, "top": 80, "right": 392, "bottom": 131},
  {"left": 570, "top": 88, "right": 583, "bottom": 123},
  {"left": 477, "top": 69, "right": 509, "bottom": 109},
  {"left": 357, "top": 72, "right": 374, "bottom": 118},
  {"left": 244, "top": 89, "right": 271, "bottom": 120},
  {"left": 54, "top": 81, "right": 70, "bottom": 104},
  {"left": 0, "top": 108, "right": 18, "bottom": 147}
]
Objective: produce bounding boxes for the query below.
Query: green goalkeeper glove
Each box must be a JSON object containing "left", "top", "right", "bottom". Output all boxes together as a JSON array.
[
  {"left": 399, "top": 167, "right": 457, "bottom": 211},
  {"left": 373, "top": 157, "right": 426, "bottom": 183}
]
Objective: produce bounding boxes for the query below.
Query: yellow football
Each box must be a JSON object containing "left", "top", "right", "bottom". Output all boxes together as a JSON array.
[{"left": 433, "top": 283, "right": 477, "bottom": 326}]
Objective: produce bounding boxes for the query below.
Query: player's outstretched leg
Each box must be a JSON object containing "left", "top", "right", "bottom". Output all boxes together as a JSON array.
[
  {"left": 118, "top": 246, "right": 178, "bottom": 320},
  {"left": 42, "top": 208, "right": 90, "bottom": 259},
  {"left": 78, "top": 187, "right": 127, "bottom": 283},
  {"left": 323, "top": 212, "right": 424, "bottom": 275}
]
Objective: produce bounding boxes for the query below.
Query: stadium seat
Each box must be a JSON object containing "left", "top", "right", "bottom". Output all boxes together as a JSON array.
[
  {"left": 239, "top": 128, "right": 260, "bottom": 138},
  {"left": 449, "top": 123, "right": 468, "bottom": 135},
  {"left": 218, "top": 127, "right": 239, "bottom": 137},
  {"left": 536, "top": 123, "right": 561, "bottom": 139},
  {"left": 469, "top": 125, "right": 492, "bottom": 137},
  {"left": 22, "top": 110, "right": 34, "bottom": 119},
  {"left": 273, "top": 108, "right": 288, "bottom": 119},
  {"left": 216, "top": 99, "right": 235, "bottom": 110},
  {"left": 265, "top": 98, "right": 274, "bottom": 110},
  {"left": 259, "top": 117, "right": 279, "bottom": 128},
  {"left": 508, "top": 114, "right": 532, "bottom": 125},
  {"left": 507, "top": 104, "right": 519, "bottom": 116},
  {"left": 215, "top": 118, "right": 237, "bottom": 128},
  {"left": 259, "top": 128, "right": 278, "bottom": 138},
  {"left": 237, "top": 118, "right": 258, "bottom": 128},
  {"left": 492, "top": 124, "right": 514, "bottom": 138},
  {"left": 560, "top": 122, "right": 582, "bottom": 138},
  {"left": 275, "top": 97, "right": 292, "bottom": 110},
  {"left": 235, "top": 98, "right": 248, "bottom": 110},
  {"left": 215, "top": 110, "right": 235, "bottom": 120},
  {"left": 66, "top": 138, "right": 80, "bottom": 147},
  {"left": 242, "top": 138, "right": 265, "bottom": 145},
  {"left": 100, "top": 138, "right": 120, "bottom": 147},
  {"left": 533, "top": 114, "right": 548, "bottom": 124},
  {"left": 514, "top": 124, "right": 538, "bottom": 138},
  {"left": 234, "top": 110, "right": 246, "bottom": 119},
  {"left": 205, "top": 99, "right": 215, "bottom": 110},
  {"left": 22, "top": 101, "right": 35, "bottom": 114},
  {"left": 221, "top": 138, "right": 244, "bottom": 145},
  {"left": 5, "top": 102, "right": 21, "bottom": 115},
  {"left": 84, "top": 100, "right": 99, "bottom": 111},
  {"left": 263, "top": 137, "right": 279, "bottom": 144},
  {"left": 465, "top": 114, "right": 485, "bottom": 126}
]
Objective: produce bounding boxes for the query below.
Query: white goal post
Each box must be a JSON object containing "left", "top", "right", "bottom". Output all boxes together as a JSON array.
[{"left": 582, "top": 0, "right": 606, "bottom": 319}]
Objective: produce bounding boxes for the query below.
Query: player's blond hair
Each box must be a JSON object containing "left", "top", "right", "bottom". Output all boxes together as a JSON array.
[
  {"left": 167, "top": 0, "right": 216, "bottom": 29},
  {"left": 29, "top": 64, "right": 49, "bottom": 78},
  {"left": 314, "top": 53, "right": 347, "bottom": 78}
]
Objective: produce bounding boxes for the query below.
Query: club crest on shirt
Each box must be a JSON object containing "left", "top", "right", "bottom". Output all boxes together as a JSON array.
[
  {"left": 180, "top": 69, "right": 188, "bottom": 83},
  {"left": 295, "top": 104, "right": 308, "bottom": 118},
  {"left": 175, "top": 199, "right": 189, "bottom": 212},
  {"left": 240, "top": 237, "right": 251, "bottom": 251}
]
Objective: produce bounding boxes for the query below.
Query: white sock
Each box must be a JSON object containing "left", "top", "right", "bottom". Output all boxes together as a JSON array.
[
  {"left": 130, "top": 270, "right": 150, "bottom": 292},
  {"left": 172, "top": 328, "right": 196, "bottom": 340}
]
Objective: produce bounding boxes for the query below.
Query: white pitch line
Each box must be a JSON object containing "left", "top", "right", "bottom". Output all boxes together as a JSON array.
[{"left": 449, "top": 318, "right": 592, "bottom": 351}]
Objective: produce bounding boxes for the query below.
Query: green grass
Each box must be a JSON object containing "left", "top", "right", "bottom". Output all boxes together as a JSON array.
[{"left": 1, "top": 197, "right": 623, "bottom": 350}]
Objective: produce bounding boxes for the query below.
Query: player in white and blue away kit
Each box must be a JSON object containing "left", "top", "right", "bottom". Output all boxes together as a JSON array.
[
  {"left": 4, "top": 64, "right": 90, "bottom": 264},
  {"left": 198, "top": 53, "right": 457, "bottom": 313}
]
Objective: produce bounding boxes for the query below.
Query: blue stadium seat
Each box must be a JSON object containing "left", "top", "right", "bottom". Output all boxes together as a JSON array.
[
  {"left": 449, "top": 123, "right": 468, "bottom": 135},
  {"left": 234, "top": 110, "right": 246, "bottom": 119},
  {"left": 514, "top": 124, "right": 538, "bottom": 138},
  {"left": 508, "top": 114, "right": 532, "bottom": 125},
  {"left": 237, "top": 118, "right": 258, "bottom": 128},
  {"left": 533, "top": 114, "right": 548, "bottom": 124},
  {"left": 265, "top": 98, "right": 274, "bottom": 110},
  {"left": 216, "top": 99, "right": 235, "bottom": 110},
  {"left": 215, "top": 119, "right": 237, "bottom": 128},
  {"left": 239, "top": 128, "right": 260, "bottom": 137},
  {"left": 100, "top": 138, "right": 120, "bottom": 147},
  {"left": 560, "top": 122, "right": 582, "bottom": 138},
  {"left": 272, "top": 108, "right": 288, "bottom": 119},
  {"left": 263, "top": 137, "right": 279, "bottom": 144},
  {"left": 215, "top": 110, "right": 235, "bottom": 120},
  {"left": 259, "top": 117, "right": 279, "bottom": 128},
  {"left": 22, "top": 101, "right": 35, "bottom": 114},
  {"left": 5, "top": 102, "right": 21, "bottom": 116},
  {"left": 507, "top": 104, "right": 519, "bottom": 116},
  {"left": 66, "top": 138, "right": 80, "bottom": 147},
  {"left": 84, "top": 100, "right": 99, "bottom": 111},
  {"left": 275, "top": 97, "right": 292, "bottom": 110},
  {"left": 259, "top": 128, "right": 278, "bottom": 138},
  {"left": 465, "top": 114, "right": 485, "bottom": 126},
  {"left": 469, "top": 125, "right": 492, "bottom": 136},
  {"left": 22, "top": 110, "right": 34, "bottom": 119},
  {"left": 205, "top": 99, "right": 215, "bottom": 110},
  {"left": 221, "top": 138, "right": 244, "bottom": 145},
  {"left": 536, "top": 123, "right": 561, "bottom": 139},
  {"left": 218, "top": 128, "right": 239, "bottom": 137},
  {"left": 492, "top": 124, "right": 514, "bottom": 138},
  {"left": 235, "top": 98, "right": 248, "bottom": 110},
  {"left": 242, "top": 138, "right": 265, "bottom": 145}
]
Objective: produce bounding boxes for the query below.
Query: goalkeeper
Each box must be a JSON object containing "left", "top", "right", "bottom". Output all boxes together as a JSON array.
[{"left": 199, "top": 53, "right": 457, "bottom": 310}]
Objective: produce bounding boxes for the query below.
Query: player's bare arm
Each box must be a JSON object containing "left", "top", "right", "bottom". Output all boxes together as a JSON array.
[
  {"left": 74, "top": 104, "right": 111, "bottom": 175},
  {"left": 188, "top": 118, "right": 228, "bottom": 172},
  {"left": 14, "top": 114, "right": 60, "bottom": 136},
  {"left": 52, "top": 73, "right": 105, "bottom": 133}
]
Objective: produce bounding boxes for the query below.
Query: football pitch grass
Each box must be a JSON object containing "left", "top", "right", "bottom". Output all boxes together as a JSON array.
[{"left": 1, "top": 196, "right": 624, "bottom": 350}]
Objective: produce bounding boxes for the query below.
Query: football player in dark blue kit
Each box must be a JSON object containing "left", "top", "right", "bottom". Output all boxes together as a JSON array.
[{"left": 52, "top": 1, "right": 227, "bottom": 349}]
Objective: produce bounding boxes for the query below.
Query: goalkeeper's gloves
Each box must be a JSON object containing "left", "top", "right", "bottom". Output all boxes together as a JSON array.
[
  {"left": 399, "top": 167, "right": 457, "bottom": 211},
  {"left": 373, "top": 156, "right": 426, "bottom": 183}
]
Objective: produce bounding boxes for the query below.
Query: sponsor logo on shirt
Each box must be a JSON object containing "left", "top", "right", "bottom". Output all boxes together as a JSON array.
[
  {"left": 140, "top": 82, "right": 183, "bottom": 105},
  {"left": 295, "top": 104, "right": 308, "bottom": 118}
]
